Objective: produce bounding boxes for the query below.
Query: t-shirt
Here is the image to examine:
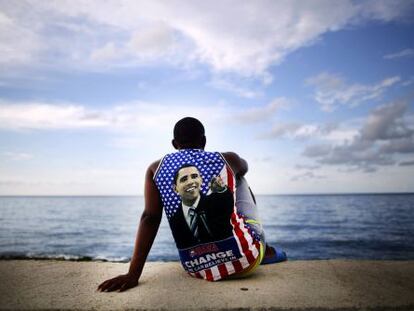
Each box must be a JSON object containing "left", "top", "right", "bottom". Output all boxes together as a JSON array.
[{"left": 154, "top": 149, "right": 261, "bottom": 281}]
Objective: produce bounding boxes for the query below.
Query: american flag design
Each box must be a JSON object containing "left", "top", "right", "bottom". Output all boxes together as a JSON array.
[{"left": 154, "top": 149, "right": 261, "bottom": 281}]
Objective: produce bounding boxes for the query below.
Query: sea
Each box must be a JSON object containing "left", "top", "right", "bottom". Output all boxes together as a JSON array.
[{"left": 0, "top": 194, "right": 413, "bottom": 262}]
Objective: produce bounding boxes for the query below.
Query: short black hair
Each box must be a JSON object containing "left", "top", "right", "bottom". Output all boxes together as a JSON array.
[{"left": 173, "top": 117, "right": 205, "bottom": 148}]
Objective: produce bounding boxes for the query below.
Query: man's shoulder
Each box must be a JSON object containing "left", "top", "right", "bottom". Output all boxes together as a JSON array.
[
  {"left": 220, "top": 152, "right": 248, "bottom": 177},
  {"left": 220, "top": 151, "right": 240, "bottom": 162},
  {"left": 145, "top": 159, "right": 162, "bottom": 183},
  {"left": 148, "top": 159, "right": 161, "bottom": 175}
]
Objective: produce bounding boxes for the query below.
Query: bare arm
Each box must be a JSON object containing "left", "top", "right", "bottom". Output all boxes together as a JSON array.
[
  {"left": 98, "top": 160, "right": 162, "bottom": 292},
  {"left": 222, "top": 152, "right": 248, "bottom": 178}
]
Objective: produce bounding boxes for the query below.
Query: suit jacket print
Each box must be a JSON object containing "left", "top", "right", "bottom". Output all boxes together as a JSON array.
[{"left": 169, "top": 188, "right": 234, "bottom": 249}]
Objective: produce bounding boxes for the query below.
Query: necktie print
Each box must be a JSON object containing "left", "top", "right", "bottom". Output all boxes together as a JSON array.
[
  {"left": 188, "top": 207, "right": 199, "bottom": 238},
  {"left": 189, "top": 208, "right": 213, "bottom": 239}
]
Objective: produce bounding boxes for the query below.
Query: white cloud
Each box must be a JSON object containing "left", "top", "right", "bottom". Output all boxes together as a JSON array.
[
  {"left": 127, "top": 23, "right": 176, "bottom": 57},
  {"left": 295, "top": 164, "right": 321, "bottom": 170},
  {"left": 291, "top": 171, "right": 325, "bottom": 181},
  {"left": 1, "top": 1, "right": 412, "bottom": 78},
  {"left": 235, "top": 97, "right": 291, "bottom": 123},
  {"left": 258, "top": 123, "right": 301, "bottom": 139},
  {"left": 258, "top": 121, "right": 356, "bottom": 142},
  {"left": 306, "top": 72, "right": 401, "bottom": 111},
  {"left": 358, "top": 0, "right": 414, "bottom": 21},
  {"left": 0, "top": 9, "right": 42, "bottom": 65},
  {"left": 324, "top": 127, "right": 360, "bottom": 143},
  {"left": 384, "top": 48, "right": 414, "bottom": 59},
  {"left": 256, "top": 98, "right": 414, "bottom": 173},
  {"left": 90, "top": 42, "right": 119, "bottom": 62},
  {"left": 259, "top": 123, "right": 332, "bottom": 140},
  {"left": 0, "top": 102, "right": 109, "bottom": 129},
  {"left": 90, "top": 22, "right": 178, "bottom": 63},
  {"left": 208, "top": 77, "right": 262, "bottom": 99},
  {"left": 302, "top": 99, "right": 414, "bottom": 172},
  {"left": 402, "top": 77, "right": 414, "bottom": 87},
  {"left": 0, "top": 100, "right": 231, "bottom": 131},
  {"left": 360, "top": 100, "right": 411, "bottom": 141}
]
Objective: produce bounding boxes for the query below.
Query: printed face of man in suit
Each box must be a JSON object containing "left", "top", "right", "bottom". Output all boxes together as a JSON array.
[{"left": 174, "top": 166, "right": 203, "bottom": 206}]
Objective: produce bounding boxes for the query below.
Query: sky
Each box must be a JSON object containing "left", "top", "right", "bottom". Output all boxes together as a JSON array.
[{"left": 0, "top": 0, "right": 414, "bottom": 195}]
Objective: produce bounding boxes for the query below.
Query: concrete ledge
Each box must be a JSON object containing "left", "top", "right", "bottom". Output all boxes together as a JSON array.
[{"left": 1, "top": 260, "right": 413, "bottom": 310}]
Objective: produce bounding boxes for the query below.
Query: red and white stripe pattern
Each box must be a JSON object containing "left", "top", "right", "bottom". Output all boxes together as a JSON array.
[{"left": 188, "top": 162, "right": 261, "bottom": 281}]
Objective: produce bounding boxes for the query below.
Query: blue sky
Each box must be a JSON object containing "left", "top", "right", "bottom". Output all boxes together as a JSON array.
[{"left": 0, "top": 0, "right": 413, "bottom": 195}]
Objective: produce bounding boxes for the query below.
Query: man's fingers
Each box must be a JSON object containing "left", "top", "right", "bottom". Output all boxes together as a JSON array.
[
  {"left": 97, "top": 275, "right": 137, "bottom": 293},
  {"left": 97, "top": 280, "right": 111, "bottom": 291},
  {"left": 105, "top": 281, "right": 121, "bottom": 292},
  {"left": 97, "top": 275, "right": 126, "bottom": 291},
  {"left": 98, "top": 277, "right": 119, "bottom": 291}
]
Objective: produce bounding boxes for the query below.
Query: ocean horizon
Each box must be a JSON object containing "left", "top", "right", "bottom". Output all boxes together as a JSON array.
[
  {"left": 2, "top": 192, "right": 414, "bottom": 196},
  {"left": 1, "top": 193, "right": 413, "bottom": 262}
]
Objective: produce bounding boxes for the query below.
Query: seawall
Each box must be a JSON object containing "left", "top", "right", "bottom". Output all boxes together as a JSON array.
[{"left": 1, "top": 260, "right": 413, "bottom": 310}]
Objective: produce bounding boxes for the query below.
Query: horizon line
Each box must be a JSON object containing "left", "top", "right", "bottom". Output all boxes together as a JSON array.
[{"left": 1, "top": 192, "right": 413, "bottom": 197}]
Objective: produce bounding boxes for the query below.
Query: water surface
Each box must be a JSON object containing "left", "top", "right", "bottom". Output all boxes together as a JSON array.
[{"left": 1, "top": 194, "right": 413, "bottom": 261}]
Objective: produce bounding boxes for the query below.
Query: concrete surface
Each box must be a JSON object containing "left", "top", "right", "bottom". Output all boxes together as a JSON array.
[{"left": 0, "top": 260, "right": 413, "bottom": 310}]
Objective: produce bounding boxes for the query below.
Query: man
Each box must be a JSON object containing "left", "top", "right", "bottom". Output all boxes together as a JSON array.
[
  {"left": 98, "top": 117, "right": 286, "bottom": 292},
  {"left": 171, "top": 165, "right": 234, "bottom": 248}
]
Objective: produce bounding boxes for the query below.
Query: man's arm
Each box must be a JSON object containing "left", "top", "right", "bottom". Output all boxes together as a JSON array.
[
  {"left": 222, "top": 152, "right": 248, "bottom": 178},
  {"left": 97, "top": 160, "right": 162, "bottom": 292}
]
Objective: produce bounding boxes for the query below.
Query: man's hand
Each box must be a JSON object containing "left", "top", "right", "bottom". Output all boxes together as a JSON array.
[
  {"left": 97, "top": 273, "right": 138, "bottom": 292},
  {"left": 209, "top": 176, "right": 227, "bottom": 193}
]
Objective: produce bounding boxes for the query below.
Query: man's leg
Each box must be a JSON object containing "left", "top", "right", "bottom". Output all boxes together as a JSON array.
[
  {"left": 235, "top": 177, "right": 287, "bottom": 264},
  {"left": 235, "top": 177, "right": 266, "bottom": 244}
]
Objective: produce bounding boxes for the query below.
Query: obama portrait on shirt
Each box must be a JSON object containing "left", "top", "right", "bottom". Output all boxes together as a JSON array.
[{"left": 170, "top": 164, "right": 234, "bottom": 249}]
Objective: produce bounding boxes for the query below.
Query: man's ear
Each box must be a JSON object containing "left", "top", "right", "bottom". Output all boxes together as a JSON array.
[
  {"left": 172, "top": 139, "right": 179, "bottom": 150},
  {"left": 172, "top": 184, "right": 177, "bottom": 193}
]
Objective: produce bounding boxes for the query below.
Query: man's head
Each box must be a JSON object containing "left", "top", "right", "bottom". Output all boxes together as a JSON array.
[
  {"left": 173, "top": 165, "right": 203, "bottom": 206},
  {"left": 172, "top": 117, "right": 206, "bottom": 150}
]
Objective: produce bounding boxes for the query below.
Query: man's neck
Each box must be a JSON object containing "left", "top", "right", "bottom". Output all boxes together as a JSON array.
[{"left": 182, "top": 195, "right": 201, "bottom": 208}]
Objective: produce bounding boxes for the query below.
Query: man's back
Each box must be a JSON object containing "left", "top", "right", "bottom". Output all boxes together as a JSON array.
[{"left": 153, "top": 148, "right": 261, "bottom": 281}]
